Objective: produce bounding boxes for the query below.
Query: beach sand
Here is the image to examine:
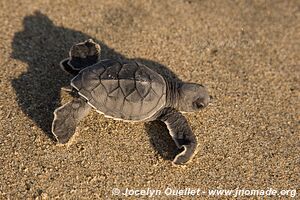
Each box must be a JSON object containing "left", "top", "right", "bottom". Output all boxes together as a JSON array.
[{"left": 0, "top": 0, "right": 299, "bottom": 199}]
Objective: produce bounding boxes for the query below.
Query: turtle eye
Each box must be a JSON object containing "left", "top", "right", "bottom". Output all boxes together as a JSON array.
[{"left": 193, "top": 98, "right": 204, "bottom": 109}]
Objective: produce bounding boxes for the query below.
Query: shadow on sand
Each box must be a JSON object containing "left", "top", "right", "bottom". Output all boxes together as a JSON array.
[{"left": 11, "top": 11, "right": 180, "bottom": 161}]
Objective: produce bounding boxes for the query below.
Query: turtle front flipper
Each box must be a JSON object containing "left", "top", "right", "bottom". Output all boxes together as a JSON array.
[
  {"left": 60, "top": 39, "right": 101, "bottom": 75},
  {"left": 158, "top": 108, "right": 197, "bottom": 165},
  {"left": 60, "top": 58, "right": 82, "bottom": 76},
  {"left": 52, "top": 97, "right": 91, "bottom": 144}
]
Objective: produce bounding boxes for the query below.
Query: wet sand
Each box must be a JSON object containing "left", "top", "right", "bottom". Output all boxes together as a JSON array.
[{"left": 0, "top": 0, "right": 299, "bottom": 199}]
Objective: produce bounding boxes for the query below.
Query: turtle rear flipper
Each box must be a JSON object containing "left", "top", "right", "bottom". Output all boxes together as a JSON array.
[
  {"left": 52, "top": 97, "right": 91, "bottom": 143},
  {"left": 158, "top": 108, "right": 197, "bottom": 165}
]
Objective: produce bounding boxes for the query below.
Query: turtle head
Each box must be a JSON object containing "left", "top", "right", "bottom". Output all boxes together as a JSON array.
[{"left": 177, "top": 83, "right": 210, "bottom": 112}]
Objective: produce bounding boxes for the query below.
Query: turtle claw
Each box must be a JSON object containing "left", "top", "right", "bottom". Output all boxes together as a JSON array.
[{"left": 61, "top": 85, "right": 73, "bottom": 92}]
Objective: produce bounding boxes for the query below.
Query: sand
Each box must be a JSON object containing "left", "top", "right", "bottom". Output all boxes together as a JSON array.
[{"left": 0, "top": 0, "right": 299, "bottom": 199}]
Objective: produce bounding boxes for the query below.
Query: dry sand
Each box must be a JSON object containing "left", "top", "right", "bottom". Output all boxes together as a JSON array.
[{"left": 0, "top": 0, "right": 299, "bottom": 199}]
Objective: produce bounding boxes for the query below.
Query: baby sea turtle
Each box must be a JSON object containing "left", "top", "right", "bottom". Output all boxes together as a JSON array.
[{"left": 52, "top": 39, "right": 210, "bottom": 165}]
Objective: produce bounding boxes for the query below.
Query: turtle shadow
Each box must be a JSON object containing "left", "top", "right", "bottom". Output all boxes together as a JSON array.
[{"left": 11, "top": 11, "right": 181, "bottom": 160}]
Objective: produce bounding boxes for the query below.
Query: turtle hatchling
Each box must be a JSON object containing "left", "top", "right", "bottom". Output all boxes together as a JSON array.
[{"left": 52, "top": 39, "right": 210, "bottom": 165}]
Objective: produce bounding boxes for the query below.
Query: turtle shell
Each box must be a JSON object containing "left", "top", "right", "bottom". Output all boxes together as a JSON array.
[{"left": 71, "top": 59, "right": 167, "bottom": 121}]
